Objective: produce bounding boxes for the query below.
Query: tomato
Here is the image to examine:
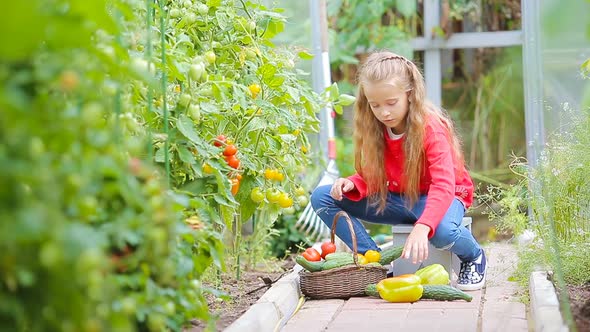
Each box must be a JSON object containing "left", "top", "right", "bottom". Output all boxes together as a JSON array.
[
  {"left": 188, "top": 104, "right": 201, "bottom": 122},
  {"left": 273, "top": 171, "right": 284, "bottom": 182},
  {"left": 296, "top": 195, "right": 309, "bottom": 207},
  {"left": 179, "top": 93, "right": 191, "bottom": 107},
  {"left": 120, "top": 297, "right": 137, "bottom": 315},
  {"left": 264, "top": 168, "right": 276, "bottom": 180},
  {"left": 202, "top": 163, "right": 214, "bottom": 174},
  {"left": 248, "top": 83, "right": 261, "bottom": 98},
  {"left": 225, "top": 155, "right": 240, "bottom": 169},
  {"left": 356, "top": 254, "right": 368, "bottom": 265},
  {"left": 295, "top": 186, "right": 306, "bottom": 196},
  {"left": 189, "top": 63, "right": 205, "bottom": 81},
  {"left": 59, "top": 70, "right": 79, "bottom": 92},
  {"left": 196, "top": 3, "right": 209, "bottom": 15},
  {"left": 277, "top": 192, "right": 293, "bottom": 208},
  {"left": 320, "top": 241, "right": 337, "bottom": 259},
  {"left": 169, "top": 8, "right": 181, "bottom": 18},
  {"left": 265, "top": 188, "right": 280, "bottom": 203},
  {"left": 223, "top": 144, "right": 238, "bottom": 156},
  {"left": 283, "top": 206, "right": 295, "bottom": 215},
  {"left": 250, "top": 187, "right": 265, "bottom": 203},
  {"left": 213, "top": 135, "right": 226, "bottom": 147},
  {"left": 302, "top": 248, "right": 321, "bottom": 262},
  {"left": 364, "top": 250, "right": 381, "bottom": 263},
  {"left": 246, "top": 20, "right": 257, "bottom": 33},
  {"left": 205, "top": 51, "right": 216, "bottom": 65},
  {"left": 230, "top": 178, "right": 240, "bottom": 195}
]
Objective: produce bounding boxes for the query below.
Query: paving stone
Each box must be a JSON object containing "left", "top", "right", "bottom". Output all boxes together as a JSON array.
[
  {"left": 326, "top": 309, "right": 408, "bottom": 331},
  {"left": 282, "top": 300, "right": 344, "bottom": 332},
  {"left": 341, "top": 297, "right": 411, "bottom": 311}
]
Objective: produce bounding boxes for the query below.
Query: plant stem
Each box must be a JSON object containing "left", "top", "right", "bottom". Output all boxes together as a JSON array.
[{"left": 159, "top": 1, "right": 170, "bottom": 185}]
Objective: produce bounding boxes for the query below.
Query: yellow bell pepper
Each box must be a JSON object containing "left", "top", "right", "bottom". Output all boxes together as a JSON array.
[
  {"left": 376, "top": 274, "right": 423, "bottom": 303},
  {"left": 415, "top": 264, "right": 450, "bottom": 285}
]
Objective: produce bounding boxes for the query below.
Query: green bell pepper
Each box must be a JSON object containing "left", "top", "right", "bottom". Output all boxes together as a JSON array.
[
  {"left": 415, "top": 264, "right": 450, "bottom": 285},
  {"left": 376, "top": 274, "right": 423, "bottom": 303}
]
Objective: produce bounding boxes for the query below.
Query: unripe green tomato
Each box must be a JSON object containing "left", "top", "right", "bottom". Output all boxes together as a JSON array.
[
  {"left": 212, "top": 41, "right": 221, "bottom": 49},
  {"left": 250, "top": 187, "right": 265, "bottom": 203},
  {"left": 196, "top": 3, "right": 209, "bottom": 15},
  {"left": 246, "top": 20, "right": 256, "bottom": 33},
  {"left": 204, "top": 51, "right": 216, "bottom": 65},
  {"left": 182, "top": 0, "right": 192, "bottom": 8},
  {"left": 120, "top": 297, "right": 137, "bottom": 315},
  {"left": 179, "top": 93, "right": 191, "bottom": 107},
  {"left": 188, "top": 63, "right": 204, "bottom": 81},
  {"left": 164, "top": 302, "right": 176, "bottom": 315},
  {"left": 188, "top": 104, "right": 201, "bottom": 122},
  {"left": 40, "top": 242, "right": 62, "bottom": 268},
  {"left": 283, "top": 206, "right": 296, "bottom": 215},
  {"left": 186, "top": 12, "right": 197, "bottom": 24},
  {"left": 169, "top": 8, "right": 181, "bottom": 18},
  {"left": 296, "top": 195, "right": 309, "bottom": 207}
]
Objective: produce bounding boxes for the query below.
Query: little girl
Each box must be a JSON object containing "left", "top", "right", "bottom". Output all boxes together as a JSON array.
[{"left": 310, "top": 51, "right": 486, "bottom": 291}]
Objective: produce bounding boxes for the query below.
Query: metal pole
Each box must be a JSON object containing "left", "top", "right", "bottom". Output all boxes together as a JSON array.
[
  {"left": 309, "top": 0, "right": 336, "bottom": 169},
  {"left": 423, "top": 0, "right": 442, "bottom": 107},
  {"left": 521, "top": 0, "right": 545, "bottom": 168}
]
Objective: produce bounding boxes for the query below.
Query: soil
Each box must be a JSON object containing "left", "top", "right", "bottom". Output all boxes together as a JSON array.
[
  {"left": 186, "top": 257, "right": 296, "bottom": 332},
  {"left": 567, "top": 284, "right": 590, "bottom": 332}
]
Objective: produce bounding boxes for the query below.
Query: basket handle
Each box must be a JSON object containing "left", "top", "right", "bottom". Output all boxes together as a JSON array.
[{"left": 330, "top": 210, "right": 359, "bottom": 266}]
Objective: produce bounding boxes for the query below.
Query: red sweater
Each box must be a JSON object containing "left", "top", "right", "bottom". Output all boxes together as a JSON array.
[{"left": 344, "top": 117, "right": 474, "bottom": 238}]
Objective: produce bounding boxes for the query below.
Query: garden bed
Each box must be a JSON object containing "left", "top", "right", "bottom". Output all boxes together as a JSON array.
[
  {"left": 567, "top": 284, "right": 590, "bottom": 332},
  {"left": 188, "top": 258, "right": 296, "bottom": 331}
]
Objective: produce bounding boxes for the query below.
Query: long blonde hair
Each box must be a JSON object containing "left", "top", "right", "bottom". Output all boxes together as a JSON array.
[{"left": 353, "top": 51, "right": 464, "bottom": 213}]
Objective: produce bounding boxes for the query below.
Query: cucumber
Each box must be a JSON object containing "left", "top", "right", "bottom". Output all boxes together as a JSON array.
[
  {"left": 321, "top": 256, "right": 355, "bottom": 271},
  {"left": 422, "top": 285, "right": 473, "bottom": 302},
  {"left": 365, "top": 284, "right": 380, "bottom": 298},
  {"left": 324, "top": 252, "right": 353, "bottom": 261},
  {"left": 378, "top": 245, "right": 404, "bottom": 265},
  {"left": 295, "top": 255, "right": 324, "bottom": 272}
]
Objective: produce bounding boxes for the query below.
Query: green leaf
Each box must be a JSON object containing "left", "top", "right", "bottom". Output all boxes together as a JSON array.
[
  {"left": 328, "top": 83, "right": 340, "bottom": 100},
  {"left": 334, "top": 104, "right": 343, "bottom": 115},
  {"left": 337, "top": 94, "right": 356, "bottom": 106},
  {"left": 177, "top": 146, "right": 195, "bottom": 164},
  {"left": 298, "top": 51, "right": 314, "bottom": 60},
  {"left": 258, "top": 63, "right": 277, "bottom": 81},
  {"left": 155, "top": 148, "right": 165, "bottom": 163},
  {"left": 176, "top": 114, "right": 200, "bottom": 144}
]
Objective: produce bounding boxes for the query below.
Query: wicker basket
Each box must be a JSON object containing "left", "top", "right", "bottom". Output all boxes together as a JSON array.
[{"left": 299, "top": 211, "right": 388, "bottom": 299}]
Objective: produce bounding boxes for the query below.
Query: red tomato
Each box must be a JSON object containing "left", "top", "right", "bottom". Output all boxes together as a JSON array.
[
  {"left": 223, "top": 144, "right": 238, "bottom": 156},
  {"left": 302, "top": 247, "right": 321, "bottom": 262},
  {"left": 320, "top": 241, "right": 337, "bottom": 259},
  {"left": 230, "top": 178, "right": 240, "bottom": 196},
  {"left": 225, "top": 155, "right": 240, "bottom": 169},
  {"left": 213, "top": 135, "right": 226, "bottom": 147}
]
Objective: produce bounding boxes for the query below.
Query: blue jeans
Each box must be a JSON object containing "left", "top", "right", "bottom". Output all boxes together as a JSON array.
[{"left": 310, "top": 185, "right": 482, "bottom": 262}]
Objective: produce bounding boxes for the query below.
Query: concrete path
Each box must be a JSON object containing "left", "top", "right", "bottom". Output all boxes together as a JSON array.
[{"left": 282, "top": 242, "right": 529, "bottom": 332}]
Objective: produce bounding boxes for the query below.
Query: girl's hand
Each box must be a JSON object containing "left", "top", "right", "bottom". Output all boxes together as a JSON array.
[
  {"left": 330, "top": 178, "right": 355, "bottom": 201},
  {"left": 401, "top": 223, "right": 431, "bottom": 264}
]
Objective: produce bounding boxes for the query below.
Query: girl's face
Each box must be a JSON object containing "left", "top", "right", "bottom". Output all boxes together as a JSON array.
[{"left": 364, "top": 79, "right": 410, "bottom": 135}]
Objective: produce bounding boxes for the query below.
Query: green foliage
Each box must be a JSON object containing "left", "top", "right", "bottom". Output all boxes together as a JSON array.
[
  {"left": 326, "top": 0, "right": 415, "bottom": 66},
  {"left": 0, "top": 1, "right": 226, "bottom": 330}
]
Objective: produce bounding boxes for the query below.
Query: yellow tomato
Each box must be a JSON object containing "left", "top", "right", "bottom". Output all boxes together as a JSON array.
[
  {"left": 364, "top": 250, "right": 381, "bottom": 263},
  {"left": 356, "top": 254, "right": 368, "bottom": 265},
  {"left": 248, "top": 83, "right": 261, "bottom": 98}
]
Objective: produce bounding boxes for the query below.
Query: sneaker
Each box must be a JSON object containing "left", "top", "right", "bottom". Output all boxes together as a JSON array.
[{"left": 457, "top": 250, "right": 487, "bottom": 291}]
